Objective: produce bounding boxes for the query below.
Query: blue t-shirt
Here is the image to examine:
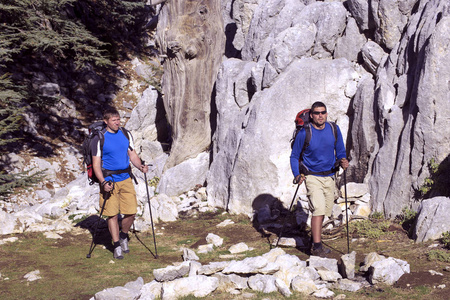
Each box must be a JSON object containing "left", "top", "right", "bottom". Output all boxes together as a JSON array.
[
  {"left": 290, "top": 122, "right": 346, "bottom": 177},
  {"left": 92, "top": 129, "right": 134, "bottom": 182}
]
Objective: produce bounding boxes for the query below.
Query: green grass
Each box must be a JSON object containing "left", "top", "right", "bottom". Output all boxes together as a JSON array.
[
  {"left": 428, "top": 249, "right": 450, "bottom": 262},
  {"left": 347, "top": 219, "right": 391, "bottom": 239}
]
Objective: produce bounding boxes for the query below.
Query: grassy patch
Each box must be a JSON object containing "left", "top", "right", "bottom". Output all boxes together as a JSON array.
[
  {"left": 441, "top": 231, "right": 450, "bottom": 249},
  {"left": 428, "top": 249, "right": 450, "bottom": 262},
  {"left": 347, "top": 219, "right": 391, "bottom": 239}
]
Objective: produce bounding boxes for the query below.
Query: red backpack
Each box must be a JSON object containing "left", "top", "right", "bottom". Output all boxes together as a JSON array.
[{"left": 290, "top": 109, "right": 337, "bottom": 156}]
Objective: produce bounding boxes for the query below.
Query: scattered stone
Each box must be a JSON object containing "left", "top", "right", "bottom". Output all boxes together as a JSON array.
[
  {"left": 24, "top": 270, "right": 41, "bottom": 282},
  {"left": 206, "top": 233, "right": 223, "bottom": 247},
  {"left": 198, "top": 261, "right": 231, "bottom": 275},
  {"left": 153, "top": 261, "right": 190, "bottom": 282},
  {"left": 212, "top": 273, "right": 248, "bottom": 292},
  {"left": 139, "top": 280, "right": 162, "bottom": 300},
  {"left": 291, "top": 278, "right": 318, "bottom": 295},
  {"left": 313, "top": 287, "right": 335, "bottom": 298},
  {"left": 161, "top": 275, "right": 219, "bottom": 299},
  {"left": 229, "top": 242, "right": 250, "bottom": 254},
  {"left": 182, "top": 247, "right": 199, "bottom": 261},
  {"left": 272, "top": 236, "right": 306, "bottom": 247},
  {"left": 197, "top": 244, "right": 214, "bottom": 254},
  {"left": 216, "top": 219, "right": 235, "bottom": 227},
  {"left": 369, "top": 257, "right": 410, "bottom": 285},
  {"left": 317, "top": 269, "right": 342, "bottom": 282},
  {"left": 340, "top": 251, "right": 356, "bottom": 279},
  {"left": 334, "top": 278, "right": 363, "bottom": 292},
  {"left": 44, "top": 232, "right": 63, "bottom": 239},
  {"left": 360, "top": 252, "right": 385, "bottom": 272},
  {"left": 428, "top": 270, "right": 444, "bottom": 276},
  {"left": 308, "top": 256, "right": 339, "bottom": 273},
  {"left": 248, "top": 274, "right": 277, "bottom": 293},
  {"left": 0, "top": 237, "right": 19, "bottom": 245}
]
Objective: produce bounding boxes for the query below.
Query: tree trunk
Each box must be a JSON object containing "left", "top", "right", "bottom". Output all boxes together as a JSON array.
[{"left": 156, "top": 0, "right": 225, "bottom": 170}]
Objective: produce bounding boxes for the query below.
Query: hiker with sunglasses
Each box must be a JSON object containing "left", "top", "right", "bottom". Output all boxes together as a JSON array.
[{"left": 290, "top": 101, "right": 349, "bottom": 257}]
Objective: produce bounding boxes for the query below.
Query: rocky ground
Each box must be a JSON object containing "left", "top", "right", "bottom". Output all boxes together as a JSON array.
[{"left": 0, "top": 210, "right": 449, "bottom": 299}]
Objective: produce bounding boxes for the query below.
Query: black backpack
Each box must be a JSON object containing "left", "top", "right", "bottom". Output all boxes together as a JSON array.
[
  {"left": 290, "top": 109, "right": 338, "bottom": 175},
  {"left": 82, "top": 122, "right": 133, "bottom": 185}
]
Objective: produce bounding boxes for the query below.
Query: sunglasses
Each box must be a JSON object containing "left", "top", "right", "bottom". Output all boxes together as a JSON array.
[{"left": 312, "top": 110, "right": 327, "bottom": 115}]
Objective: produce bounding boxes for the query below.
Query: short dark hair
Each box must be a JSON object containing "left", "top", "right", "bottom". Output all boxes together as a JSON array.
[
  {"left": 103, "top": 107, "right": 120, "bottom": 120},
  {"left": 311, "top": 101, "right": 327, "bottom": 112}
]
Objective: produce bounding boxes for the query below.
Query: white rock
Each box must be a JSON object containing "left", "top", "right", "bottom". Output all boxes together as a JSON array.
[
  {"left": 222, "top": 256, "right": 268, "bottom": 274},
  {"left": 334, "top": 278, "right": 363, "bottom": 292},
  {"left": 206, "top": 233, "right": 223, "bottom": 247},
  {"left": 216, "top": 219, "right": 235, "bottom": 227},
  {"left": 313, "top": 287, "right": 335, "bottom": 298},
  {"left": 308, "top": 256, "right": 339, "bottom": 273},
  {"left": 44, "top": 232, "right": 63, "bottom": 239},
  {"left": 182, "top": 248, "right": 199, "bottom": 261},
  {"left": 197, "top": 244, "right": 214, "bottom": 254},
  {"left": 24, "top": 270, "right": 41, "bottom": 282},
  {"left": 247, "top": 274, "right": 277, "bottom": 293},
  {"left": 369, "top": 257, "right": 410, "bottom": 285},
  {"left": 153, "top": 261, "right": 191, "bottom": 282},
  {"left": 0, "top": 237, "right": 19, "bottom": 245},
  {"left": 198, "top": 261, "right": 231, "bottom": 275},
  {"left": 317, "top": 270, "right": 342, "bottom": 282},
  {"left": 228, "top": 242, "right": 249, "bottom": 254},
  {"left": 291, "top": 278, "right": 318, "bottom": 295},
  {"left": 161, "top": 275, "right": 219, "bottom": 299}
]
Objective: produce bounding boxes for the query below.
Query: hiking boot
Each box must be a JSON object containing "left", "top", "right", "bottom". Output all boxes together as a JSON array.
[
  {"left": 119, "top": 237, "right": 129, "bottom": 254},
  {"left": 311, "top": 246, "right": 331, "bottom": 257},
  {"left": 113, "top": 246, "right": 124, "bottom": 259}
]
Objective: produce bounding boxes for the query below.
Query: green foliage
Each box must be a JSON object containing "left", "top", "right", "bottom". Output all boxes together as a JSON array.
[
  {"left": 370, "top": 211, "right": 384, "bottom": 220},
  {"left": 347, "top": 219, "right": 391, "bottom": 239},
  {"left": 0, "top": 74, "right": 24, "bottom": 147},
  {"left": 428, "top": 249, "right": 450, "bottom": 263},
  {"left": 0, "top": 168, "right": 46, "bottom": 200},
  {"left": 0, "top": 0, "right": 112, "bottom": 69},
  {"left": 148, "top": 176, "right": 160, "bottom": 188},
  {"left": 442, "top": 231, "right": 450, "bottom": 249},
  {"left": 418, "top": 157, "right": 450, "bottom": 199}
]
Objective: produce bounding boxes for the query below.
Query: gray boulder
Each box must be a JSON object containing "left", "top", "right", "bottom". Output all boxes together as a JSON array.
[{"left": 414, "top": 197, "right": 450, "bottom": 242}]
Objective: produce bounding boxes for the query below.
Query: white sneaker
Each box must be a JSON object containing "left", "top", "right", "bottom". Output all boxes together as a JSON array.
[
  {"left": 114, "top": 246, "right": 124, "bottom": 259},
  {"left": 119, "top": 237, "right": 130, "bottom": 253}
]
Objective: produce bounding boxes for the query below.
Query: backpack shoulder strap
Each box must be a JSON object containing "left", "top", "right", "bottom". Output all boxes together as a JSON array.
[
  {"left": 300, "top": 124, "right": 312, "bottom": 160},
  {"left": 119, "top": 127, "right": 133, "bottom": 151},
  {"left": 328, "top": 122, "right": 338, "bottom": 147}
]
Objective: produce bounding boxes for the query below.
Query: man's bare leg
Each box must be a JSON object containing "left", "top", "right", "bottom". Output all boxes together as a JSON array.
[
  {"left": 311, "top": 215, "right": 324, "bottom": 243},
  {"left": 108, "top": 215, "right": 120, "bottom": 243},
  {"left": 121, "top": 214, "right": 135, "bottom": 235}
]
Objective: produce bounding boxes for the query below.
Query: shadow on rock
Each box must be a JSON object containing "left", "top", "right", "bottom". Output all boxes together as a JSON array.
[{"left": 252, "top": 193, "right": 310, "bottom": 253}]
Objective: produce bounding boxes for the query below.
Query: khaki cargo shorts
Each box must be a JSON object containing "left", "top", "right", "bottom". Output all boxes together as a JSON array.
[
  {"left": 305, "top": 175, "right": 335, "bottom": 217},
  {"left": 99, "top": 177, "right": 137, "bottom": 216}
]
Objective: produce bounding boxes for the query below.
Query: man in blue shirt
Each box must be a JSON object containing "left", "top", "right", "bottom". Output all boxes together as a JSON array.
[
  {"left": 290, "top": 102, "right": 349, "bottom": 256},
  {"left": 92, "top": 107, "right": 148, "bottom": 259}
]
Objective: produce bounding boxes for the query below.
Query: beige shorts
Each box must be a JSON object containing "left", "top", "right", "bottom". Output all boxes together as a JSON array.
[
  {"left": 99, "top": 177, "right": 137, "bottom": 217},
  {"left": 305, "top": 175, "right": 335, "bottom": 217}
]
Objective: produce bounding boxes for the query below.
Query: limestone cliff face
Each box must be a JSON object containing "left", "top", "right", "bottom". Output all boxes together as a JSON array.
[
  {"left": 155, "top": 0, "right": 449, "bottom": 217},
  {"left": 156, "top": 0, "right": 225, "bottom": 170}
]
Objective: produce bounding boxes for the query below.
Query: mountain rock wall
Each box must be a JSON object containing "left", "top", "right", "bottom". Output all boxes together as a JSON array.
[{"left": 203, "top": 0, "right": 450, "bottom": 216}]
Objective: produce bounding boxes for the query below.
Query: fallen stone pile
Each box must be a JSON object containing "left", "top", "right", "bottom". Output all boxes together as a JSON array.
[{"left": 93, "top": 247, "right": 411, "bottom": 299}]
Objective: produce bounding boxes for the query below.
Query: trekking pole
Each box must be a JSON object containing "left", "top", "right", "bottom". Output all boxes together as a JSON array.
[
  {"left": 276, "top": 182, "right": 300, "bottom": 248},
  {"left": 142, "top": 161, "right": 158, "bottom": 258},
  {"left": 343, "top": 169, "right": 350, "bottom": 254},
  {"left": 86, "top": 186, "right": 111, "bottom": 258}
]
